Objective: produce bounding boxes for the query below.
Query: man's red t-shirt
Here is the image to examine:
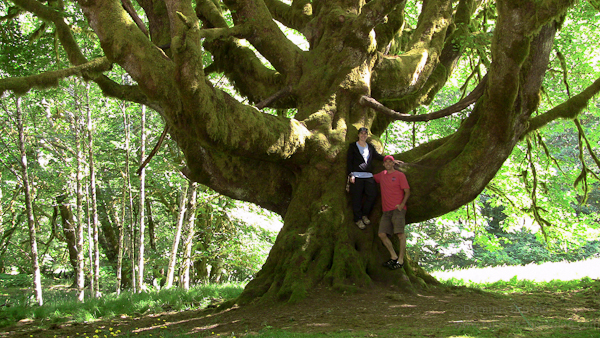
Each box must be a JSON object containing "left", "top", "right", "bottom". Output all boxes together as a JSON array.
[{"left": 374, "top": 170, "right": 410, "bottom": 212}]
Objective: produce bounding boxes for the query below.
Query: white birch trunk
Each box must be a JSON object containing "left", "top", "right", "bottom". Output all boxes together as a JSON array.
[
  {"left": 180, "top": 183, "right": 198, "bottom": 290},
  {"left": 165, "top": 183, "right": 189, "bottom": 289},
  {"left": 73, "top": 95, "right": 86, "bottom": 302},
  {"left": 85, "top": 82, "right": 101, "bottom": 297},
  {"left": 15, "top": 97, "right": 43, "bottom": 306},
  {"left": 86, "top": 185, "right": 94, "bottom": 296},
  {"left": 136, "top": 105, "right": 146, "bottom": 292},
  {"left": 116, "top": 103, "right": 129, "bottom": 294}
]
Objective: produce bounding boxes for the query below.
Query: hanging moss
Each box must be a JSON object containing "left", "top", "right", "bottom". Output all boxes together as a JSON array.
[{"left": 0, "top": 58, "right": 112, "bottom": 96}]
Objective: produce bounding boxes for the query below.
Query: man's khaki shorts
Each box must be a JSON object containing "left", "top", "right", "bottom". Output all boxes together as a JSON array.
[{"left": 378, "top": 209, "right": 406, "bottom": 235}]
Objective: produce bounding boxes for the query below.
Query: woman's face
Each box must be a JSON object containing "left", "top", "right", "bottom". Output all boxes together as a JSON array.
[{"left": 358, "top": 131, "right": 368, "bottom": 142}]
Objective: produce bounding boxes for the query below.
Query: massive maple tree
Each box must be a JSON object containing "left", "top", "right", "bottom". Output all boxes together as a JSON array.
[{"left": 2, "top": 0, "right": 600, "bottom": 302}]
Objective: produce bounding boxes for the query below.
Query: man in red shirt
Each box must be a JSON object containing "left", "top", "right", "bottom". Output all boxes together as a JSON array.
[{"left": 374, "top": 155, "right": 410, "bottom": 270}]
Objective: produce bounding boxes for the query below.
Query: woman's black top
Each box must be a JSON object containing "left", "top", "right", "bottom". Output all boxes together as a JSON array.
[{"left": 346, "top": 142, "right": 384, "bottom": 176}]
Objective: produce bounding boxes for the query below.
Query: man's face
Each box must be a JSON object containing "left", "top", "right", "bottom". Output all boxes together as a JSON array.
[
  {"left": 358, "top": 131, "right": 368, "bottom": 142},
  {"left": 383, "top": 159, "right": 395, "bottom": 171}
]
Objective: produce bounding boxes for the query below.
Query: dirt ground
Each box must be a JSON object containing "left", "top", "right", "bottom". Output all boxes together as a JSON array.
[{"left": 3, "top": 282, "right": 600, "bottom": 338}]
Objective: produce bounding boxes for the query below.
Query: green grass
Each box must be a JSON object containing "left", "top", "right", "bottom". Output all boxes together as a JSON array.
[
  {"left": 0, "top": 282, "right": 245, "bottom": 328},
  {"left": 439, "top": 275, "right": 600, "bottom": 294},
  {"left": 3, "top": 259, "right": 600, "bottom": 337}
]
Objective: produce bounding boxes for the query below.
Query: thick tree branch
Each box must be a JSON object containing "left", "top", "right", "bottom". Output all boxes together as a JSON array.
[
  {"left": 526, "top": 0, "right": 575, "bottom": 32},
  {"left": 197, "top": 91, "right": 312, "bottom": 161},
  {"left": 371, "top": 0, "right": 455, "bottom": 106},
  {"left": 199, "top": 25, "right": 252, "bottom": 40},
  {"left": 372, "top": 0, "right": 480, "bottom": 124},
  {"left": 197, "top": 1, "right": 291, "bottom": 106},
  {"left": 227, "top": 0, "right": 304, "bottom": 77},
  {"left": 395, "top": 1, "right": 579, "bottom": 223},
  {"left": 121, "top": 0, "right": 149, "bottom": 37},
  {"left": 373, "top": 1, "right": 407, "bottom": 53},
  {"left": 180, "top": 145, "right": 295, "bottom": 216},
  {"left": 164, "top": 0, "right": 205, "bottom": 96},
  {"left": 0, "top": 58, "right": 111, "bottom": 96},
  {"left": 14, "top": 0, "right": 160, "bottom": 109},
  {"left": 486, "top": 1, "right": 570, "bottom": 141},
  {"left": 362, "top": 75, "right": 487, "bottom": 122},
  {"left": 358, "top": 0, "right": 405, "bottom": 29},
  {"left": 195, "top": 0, "right": 229, "bottom": 28},
  {"left": 407, "top": 0, "right": 453, "bottom": 51},
  {"left": 263, "top": 0, "right": 312, "bottom": 31},
  {"left": 137, "top": 0, "right": 172, "bottom": 48},
  {"left": 525, "top": 76, "right": 600, "bottom": 134},
  {"left": 77, "top": 0, "right": 177, "bottom": 105},
  {"left": 204, "top": 39, "right": 290, "bottom": 106},
  {"left": 256, "top": 85, "right": 293, "bottom": 109},
  {"left": 416, "top": 0, "right": 481, "bottom": 104}
]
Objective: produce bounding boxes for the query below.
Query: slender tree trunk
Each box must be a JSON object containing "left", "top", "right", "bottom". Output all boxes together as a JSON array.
[
  {"left": 193, "top": 208, "right": 212, "bottom": 284},
  {"left": 137, "top": 105, "right": 147, "bottom": 292},
  {"left": 180, "top": 182, "right": 198, "bottom": 290},
  {"left": 73, "top": 92, "right": 86, "bottom": 302},
  {"left": 165, "top": 183, "right": 189, "bottom": 289},
  {"left": 146, "top": 200, "right": 156, "bottom": 251},
  {"left": 209, "top": 258, "right": 223, "bottom": 284},
  {"left": 0, "top": 172, "right": 2, "bottom": 251},
  {"left": 129, "top": 185, "right": 136, "bottom": 293},
  {"left": 85, "top": 82, "right": 101, "bottom": 297},
  {"left": 0, "top": 171, "right": 5, "bottom": 273},
  {"left": 116, "top": 104, "right": 128, "bottom": 294},
  {"left": 116, "top": 184, "right": 126, "bottom": 294},
  {"left": 57, "top": 197, "right": 79, "bottom": 284},
  {"left": 119, "top": 102, "right": 137, "bottom": 293},
  {"left": 94, "top": 192, "right": 131, "bottom": 290},
  {"left": 86, "top": 185, "right": 94, "bottom": 296},
  {"left": 15, "top": 97, "right": 43, "bottom": 306}
]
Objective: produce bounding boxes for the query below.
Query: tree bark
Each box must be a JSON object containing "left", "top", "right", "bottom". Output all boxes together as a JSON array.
[
  {"left": 120, "top": 101, "right": 137, "bottom": 293},
  {"left": 97, "top": 194, "right": 133, "bottom": 291},
  {"left": 15, "top": 97, "right": 43, "bottom": 306},
  {"left": 67, "top": 86, "right": 86, "bottom": 302},
  {"left": 85, "top": 82, "right": 101, "bottom": 297},
  {"left": 86, "top": 186, "right": 94, "bottom": 297},
  {"left": 136, "top": 104, "right": 147, "bottom": 292},
  {"left": 165, "top": 183, "right": 189, "bottom": 289},
  {"left": 180, "top": 182, "right": 198, "bottom": 290},
  {"left": 57, "top": 196, "right": 79, "bottom": 285},
  {"left": 146, "top": 199, "right": 156, "bottom": 251}
]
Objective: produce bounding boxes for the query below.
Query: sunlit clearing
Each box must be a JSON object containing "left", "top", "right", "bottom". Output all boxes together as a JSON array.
[{"left": 432, "top": 257, "right": 600, "bottom": 284}]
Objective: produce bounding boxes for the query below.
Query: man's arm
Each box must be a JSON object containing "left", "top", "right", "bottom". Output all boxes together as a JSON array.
[{"left": 397, "top": 188, "right": 410, "bottom": 210}]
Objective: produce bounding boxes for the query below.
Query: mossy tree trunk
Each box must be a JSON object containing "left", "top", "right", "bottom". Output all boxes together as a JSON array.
[
  {"left": 5, "top": 0, "right": 600, "bottom": 302},
  {"left": 57, "top": 198, "right": 79, "bottom": 284}
]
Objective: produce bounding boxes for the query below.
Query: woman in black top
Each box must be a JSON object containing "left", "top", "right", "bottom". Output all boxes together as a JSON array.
[{"left": 347, "top": 127, "right": 384, "bottom": 229}]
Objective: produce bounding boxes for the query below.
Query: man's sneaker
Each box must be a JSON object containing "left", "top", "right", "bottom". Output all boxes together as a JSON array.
[
  {"left": 382, "top": 259, "right": 397, "bottom": 268},
  {"left": 390, "top": 261, "right": 404, "bottom": 270},
  {"left": 362, "top": 216, "right": 371, "bottom": 225},
  {"left": 356, "top": 220, "right": 366, "bottom": 230}
]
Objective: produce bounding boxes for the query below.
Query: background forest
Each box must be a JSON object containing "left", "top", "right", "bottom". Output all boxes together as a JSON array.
[{"left": 1, "top": 1, "right": 600, "bottom": 300}]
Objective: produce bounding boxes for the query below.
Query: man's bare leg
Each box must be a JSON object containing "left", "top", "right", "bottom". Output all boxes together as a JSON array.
[
  {"left": 378, "top": 232, "right": 398, "bottom": 260},
  {"left": 397, "top": 233, "right": 406, "bottom": 265}
]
